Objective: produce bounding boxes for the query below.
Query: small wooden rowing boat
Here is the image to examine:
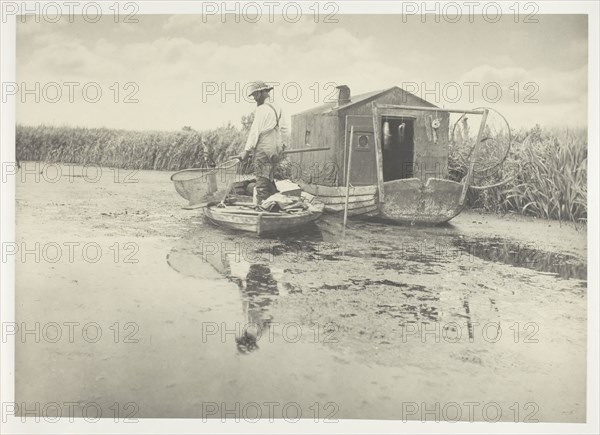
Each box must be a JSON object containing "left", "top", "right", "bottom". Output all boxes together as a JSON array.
[{"left": 203, "top": 200, "right": 324, "bottom": 237}]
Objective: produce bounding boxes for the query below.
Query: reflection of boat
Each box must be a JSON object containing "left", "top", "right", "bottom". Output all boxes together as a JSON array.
[
  {"left": 203, "top": 199, "right": 324, "bottom": 237},
  {"left": 287, "top": 85, "right": 498, "bottom": 225}
]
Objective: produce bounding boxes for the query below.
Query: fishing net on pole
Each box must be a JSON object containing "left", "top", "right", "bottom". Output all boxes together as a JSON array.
[{"left": 450, "top": 107, "right": 512, "bottom": 186}]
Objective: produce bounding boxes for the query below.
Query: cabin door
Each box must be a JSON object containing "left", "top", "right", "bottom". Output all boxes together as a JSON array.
[
  {"left": 381, "top": 116, "right": 415, "bottom": 181},
  {"left": 344, "top": 116, "right": 377, "bottom": 186}
]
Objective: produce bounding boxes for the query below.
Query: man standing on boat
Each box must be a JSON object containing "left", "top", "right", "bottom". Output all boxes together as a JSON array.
[{"left": 237, "top": 80, "right": 288, "bottom": 205}]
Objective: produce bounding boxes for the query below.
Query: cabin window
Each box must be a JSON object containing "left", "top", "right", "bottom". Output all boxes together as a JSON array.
[
  {"left": 357, "top": 134, "right": 370, "bottom": 150},
  {"left": 305, "top": 130, "right": 311, "bottom": 146}
]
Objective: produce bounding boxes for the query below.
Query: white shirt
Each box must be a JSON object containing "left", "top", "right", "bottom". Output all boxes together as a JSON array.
[{"left": 244, "top": 102, "right": 289, "bottom": 152}]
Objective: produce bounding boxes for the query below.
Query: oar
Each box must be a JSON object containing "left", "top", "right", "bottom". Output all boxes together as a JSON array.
[{"left": 282, "top": 147, "right": 330, "bottom": 155}]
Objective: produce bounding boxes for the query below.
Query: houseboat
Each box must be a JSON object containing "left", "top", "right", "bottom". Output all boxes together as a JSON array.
[{"left": 286, "top": 85, "right": 490, "bottom": 224}]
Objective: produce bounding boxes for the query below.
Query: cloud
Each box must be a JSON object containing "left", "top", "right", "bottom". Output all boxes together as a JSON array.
[
  {"left": 162, "top": 14, "right": 221, "bottom": 35},
  {"left": 252, "top": 16, "right": 318, "bottom": 38},
  {"left": 18, "top": 38, "right": 127, "bottom": 81},
  {"left": 16, "top": 17, "right": 71, "bottom": 43},
  {"left": 15, "top": 15, "right": 589, "bottom": 131},
  {"left": 16, "top": 20, "right": 39, "bottom": 36},
  {"left": 460, "top": 64, "right": 532, "bottom": 84},
  {"left": 460, "top": 64, "right": 587, "bottom": 105}
]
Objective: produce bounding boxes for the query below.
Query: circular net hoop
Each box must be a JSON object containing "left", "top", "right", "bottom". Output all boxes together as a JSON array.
[
  {"left": 170, "top": 159, "right": 240, "bottom": 182},
  {"left": 450, "top": 107, "right": 512, "bottom": 185}
]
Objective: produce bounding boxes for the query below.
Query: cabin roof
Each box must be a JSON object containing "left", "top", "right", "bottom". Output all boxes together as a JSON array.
[{"left": 294, "top": 86, "right": 436, "bottom": 116}]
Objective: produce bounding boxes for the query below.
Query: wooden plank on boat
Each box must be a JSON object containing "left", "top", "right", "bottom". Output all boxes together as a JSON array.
[
  {"left": 297, "top": 180, "right": 377, "bottom": 197},
  {"left": 210, "top": 208, "right": 283, "bottom": 217},
  {"left": 322, "top": 204, "right": 378, "bottom": 217},
  {"left": 204, "top": 212, "right": 259, "bottom": 233},
  {"left": 318, "top": 194, "right": 376, "bottom": 205},
  {"left": 325, "top": 198, "right": 377, "bottom": 212}
]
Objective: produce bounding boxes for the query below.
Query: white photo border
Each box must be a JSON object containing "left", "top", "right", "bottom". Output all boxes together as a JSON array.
[{"left": 1, "top": 1, "right": 598, "bottom": 434}]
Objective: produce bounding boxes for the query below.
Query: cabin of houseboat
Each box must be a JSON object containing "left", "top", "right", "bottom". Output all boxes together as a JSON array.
[{"left": 287, "top": 85, "right": 472, "bottom": 223}]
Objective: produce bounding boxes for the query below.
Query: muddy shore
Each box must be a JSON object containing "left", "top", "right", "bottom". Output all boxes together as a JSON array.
[{"left": 14, "top": 164, "right": 586, "bottom": 422}]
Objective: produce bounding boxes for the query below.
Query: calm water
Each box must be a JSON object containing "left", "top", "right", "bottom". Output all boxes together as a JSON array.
[
  {"left": 14, "top": 167, "right": 587, "bottom": 423},
  {"left": 163, "top": 215, "right": 587, "bottom": 421}
]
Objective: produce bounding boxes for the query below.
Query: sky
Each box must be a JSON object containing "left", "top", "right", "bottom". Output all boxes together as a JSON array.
[{"left": 15, "top": 13, "right": 588, "bottom": 131}]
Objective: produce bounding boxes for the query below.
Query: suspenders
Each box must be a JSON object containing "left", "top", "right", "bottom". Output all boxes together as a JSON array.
[
  {"left": 253, "top": 103, "right": 281, "bottom": 154},
  {"left": 264, "top": 102, "right": 280, "bottom": 129}
]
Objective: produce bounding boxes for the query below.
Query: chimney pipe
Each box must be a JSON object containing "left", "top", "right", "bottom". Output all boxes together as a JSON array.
[{"left": 336, "top": 85, "right": 351, "bottom": 106}]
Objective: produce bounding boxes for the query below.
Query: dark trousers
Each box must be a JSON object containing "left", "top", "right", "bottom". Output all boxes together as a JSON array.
[
  {"left": 253, "top": 150, "right": 280, "bottom": 204},
  {"left": 255, "top": 177, "right": 277, "bottom": 204}
]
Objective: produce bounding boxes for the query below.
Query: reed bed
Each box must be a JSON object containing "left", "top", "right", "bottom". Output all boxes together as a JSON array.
[
  {"left": 16, "top": 124, "right": 246, "bottom": 171},
  {"left": 16, "top": 123, "right": 587, "bottom": 222},
  {"left": 449, "top": 125, "right": 587, "bottom": 223}
]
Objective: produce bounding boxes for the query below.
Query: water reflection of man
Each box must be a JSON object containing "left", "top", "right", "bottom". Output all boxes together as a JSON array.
[{"left": 235, "top": 263, "right": 279, "bottom": 354}]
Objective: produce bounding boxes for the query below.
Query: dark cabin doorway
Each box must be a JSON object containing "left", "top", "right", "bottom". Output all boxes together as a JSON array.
[{"left": 382, "top": 116, "right": 415, "bottom": 181}]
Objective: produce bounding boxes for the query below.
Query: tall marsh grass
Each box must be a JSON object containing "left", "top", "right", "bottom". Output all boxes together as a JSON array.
[
  {"left": 16, "top": 123, "right": 246, "bottom": 171},
  {"left": 449, "top": 125, "right": 587, "bottom": 223},
  {"left": 16, "top": 123, "right": 587, "bottom": 222}
]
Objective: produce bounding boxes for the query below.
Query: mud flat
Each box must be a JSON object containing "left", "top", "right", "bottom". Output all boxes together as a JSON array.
[{"left": 15, "top": 164, "right": 586, "bottom": 422}]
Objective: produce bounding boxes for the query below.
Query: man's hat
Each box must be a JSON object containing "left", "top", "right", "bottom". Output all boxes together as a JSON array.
[{"left": 247, "top": 81, "right": 273, "bottom": 97}]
